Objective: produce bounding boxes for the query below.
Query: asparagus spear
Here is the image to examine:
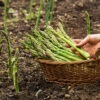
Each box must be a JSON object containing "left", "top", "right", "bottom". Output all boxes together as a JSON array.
[
  {"left": 46, "top": 49, "right": 71, "bottom": 61},
  {"left": 47, "top": 26, "right": 90, "bottom": 59},
  {"left": 22, "top": 22, "right": 90, "bottom": 62},
  {"left": 40, "top": 30, "right": 72, "bottom": 52},
  {"left": 45, "top": 29, "right": 72, "bottom": 51},
  {"left": 37, "top": 32, "right": 83, "bottom": 61},
  {"left": 43, "top": 37, "right": 83, "bottom": 61},
  {"left": 21, "top": 40, "right": 39, "bottom": 57},
  {"left": 58, "top": 22, "right": 74, "bottom": 43},
  {"left": 26, "top": 34, "right": 45, "bottom": 57},
  {"left": 38, "top": 38, "right": 70, "bottom": 61}
]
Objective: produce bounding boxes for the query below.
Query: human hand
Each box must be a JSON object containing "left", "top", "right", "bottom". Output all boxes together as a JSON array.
[
  {"left": 75, "top": 34, "right": 100, "bottom": 47},
  {"left": 74, "top": 34, "right": 100, "bottom": 58}
]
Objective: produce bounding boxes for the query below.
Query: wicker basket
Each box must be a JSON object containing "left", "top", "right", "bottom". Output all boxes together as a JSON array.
[{"left": 38, "top": 58, "right": 100, "bottom": 85}]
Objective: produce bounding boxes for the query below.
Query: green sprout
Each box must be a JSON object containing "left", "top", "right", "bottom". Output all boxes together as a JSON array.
[
  {"left": 4, "top": 0, "right": 12, "bottom": 78},
  {"left": 85, "top": 11, "right": 91, "bottom": 35},
  {"left": 12, "top": 49, "right": 19, "bottom": 93},
  {"left": 46, "top": 0, "right": 55, "bottom": 26},
  {"left": 0, "top": 32, "right": 2, "bottom": 53},
  {"left": 27, "top": 0, "right": 34, "bottom": 20},
  {"left": 4, "top": 0, "right": 19, "bottom": 93},
  {"left": 35, "top": 0, "right": 44, "bottom": 30}
]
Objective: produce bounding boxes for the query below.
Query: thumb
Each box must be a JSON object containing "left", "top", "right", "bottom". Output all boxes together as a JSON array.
[
  {"left": 76, "top": 36, "right": 89, "bottom": 47},
  {"left": 73, "top": 39, "right": 82, "bottom": 44}
]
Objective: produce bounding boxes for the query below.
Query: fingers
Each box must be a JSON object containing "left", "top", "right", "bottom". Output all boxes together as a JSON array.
[
  {"left": 66, "top": 36, "right": 90, "bottom": 48},
  {"left": 65, "top": 39, "right": 82, "bottom": 47},
  {"left": 76, "top": 36, "right": 90, "bottom": 47},
  {"left": 65, "top": 44, "right": 70, "bottom": 47},
  {"left": 73, "top": 39, "right": 82, "bottom": 44}
]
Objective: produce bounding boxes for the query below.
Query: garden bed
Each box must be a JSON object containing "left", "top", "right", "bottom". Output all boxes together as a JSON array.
[{"left": 0, "top": 0, "right": 100, "bottom": 100}]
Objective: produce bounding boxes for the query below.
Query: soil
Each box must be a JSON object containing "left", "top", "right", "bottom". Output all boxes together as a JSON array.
[{"left": 0, "top": 0, "right": 100, "bottom": 100}]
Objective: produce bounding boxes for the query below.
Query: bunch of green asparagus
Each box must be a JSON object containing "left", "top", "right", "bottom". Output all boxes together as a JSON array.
[{"left": 21, "top": 23, "right": 90, "bottom": 62}]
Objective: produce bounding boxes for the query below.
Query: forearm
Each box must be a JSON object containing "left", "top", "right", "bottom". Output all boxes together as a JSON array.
[
  {"left": 76, "top": 34, "right": 100, "bottom": 47},
  {"left": 90, "top": 34, "right": 100, "bottom": 41},
  {"left": 88, "top": 34, "right": 100, "bottom": 43}
]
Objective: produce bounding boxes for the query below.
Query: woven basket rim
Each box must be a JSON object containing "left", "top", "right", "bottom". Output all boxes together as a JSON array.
[{"left": 38, "top": 58, "right": 100, "bottom": 65}]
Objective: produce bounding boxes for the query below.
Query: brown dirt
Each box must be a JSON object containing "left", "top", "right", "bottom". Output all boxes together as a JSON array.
[{"left": 0, "top": 0, "right": 100, "bottom": 100}]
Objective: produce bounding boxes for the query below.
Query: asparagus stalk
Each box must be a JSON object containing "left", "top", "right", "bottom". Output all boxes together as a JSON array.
[
  {"left": 46, "top": 49, "right": 70, "bottom": 61},
  {"left": 37, "top": 38, "right": 69, "bottom": 61},
  {"left": 58, "top": 22, "right": 74, "bottom": 43},
  {"left": 45, "top": 29, "right": 72, "bottom": 51},
  {"left": 33, "top": 32, "right": 74, "bottom": 61},
  {"left": 22, "top": 22, "right": 90, "bottom": 62},
  {"left": 21, "top": 41, "right": 39, "bottom": 57},
  {"left": 58, "top": 23, "right": 90, "bottom": 59},
  {"left": 40, "top": 30, "right": 85, "bottom": 60},
  {"left": 40, "top": 30, "right": 72, "bottom": 52},
  {"left": 26, "top": 34, "right": 45, "bottom": 57},
  {"left": 42, "top": 37, "right": 83, "bottom": 61},
  {"left": 37, "top": 31, "right": 83, "bottom": 61},
  {"left": 47, "top": 26, "right": 90, "bottom": 59}
]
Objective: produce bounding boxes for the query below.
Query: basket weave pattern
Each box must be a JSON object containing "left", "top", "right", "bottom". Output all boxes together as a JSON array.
[{"left": 39, "top": 59, "right": 100, "bottom": 85}]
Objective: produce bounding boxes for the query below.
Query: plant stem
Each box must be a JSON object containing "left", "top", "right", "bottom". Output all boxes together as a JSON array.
[
  {"left": 4, "top": 0, "right": 12, "bottom": 77},
  {"left": 85, "top": 11, "right": 91, "bottom": 35},
  {"left": 12, "top": 49, "right": 19, "bottom": 93},
  {"left": 47, "top": 26, "right": 90, "bottom": 59},
  {"left": 46, "top": 0, "right": 55, "bottom": 26},
  {"left": 0, "top": 32, "right": 2, "bottom": 53},
  {"left": 29, "top": 0, "right": 34, "bottom": 20},
  {"left": 35, "top": 0, "right": 44, "bottom": 30}
]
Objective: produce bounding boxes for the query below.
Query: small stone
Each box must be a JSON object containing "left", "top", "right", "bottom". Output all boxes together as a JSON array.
[
  {"left": 8, "top": 86, "right": 15, "bottom": 91},
  {"left": 24, "top": 20, "right": 28, "bottom": 23},
  {"left": 8, "top": 93, "right": 14, "bottom": 97},
  {"left": 35, "top": 89, "right": 42, "bottom": 97},
  {"left": 71, "top": 95, "right": 81, "bottom": 100},
  {"left": 65, "top": 94, "right": 71, "bottom": 98},
  {"left": 7, "top": 91, "right": 14, "bottom": 97},
  {"left": 13, "top": 10, "right": 19, "bottom": 17},
  {"left": 57, "top": 92, "right": 64, "bottom": 98},
  {"left": 62, "top": 87, "right": 67, "bottom": 92},
  {"left": 96, "top": 94, "right": 100, "bottom": 100},
  {"left": 69, "top": 88, "right": 75, "bottom": 95},
  {"left": 89, "top": 0, "right": 93, "bottom": 2},
  {"left": 77, "top": 2, "right": 84, "bottom": 7},
  {"left": 44, "top": 96, "right": 51, "bottom": 100},
  {"left": 53, "top": 91, "right": 58, "bottom": 95}
]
